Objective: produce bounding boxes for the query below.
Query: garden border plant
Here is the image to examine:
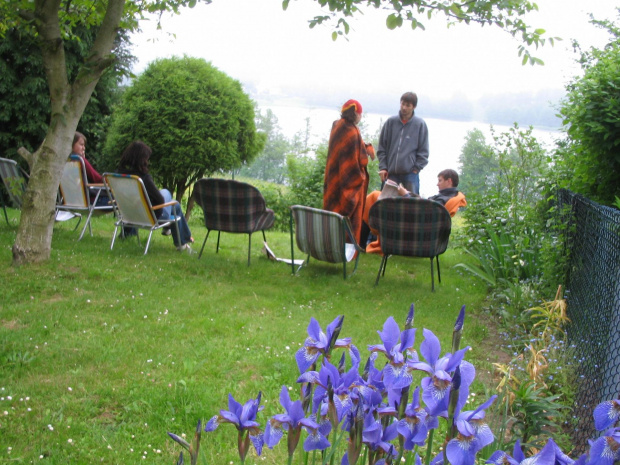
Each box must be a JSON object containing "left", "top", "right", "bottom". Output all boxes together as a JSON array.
[{"left": 167, "top": 303, "right": 607, "bottom": 465}]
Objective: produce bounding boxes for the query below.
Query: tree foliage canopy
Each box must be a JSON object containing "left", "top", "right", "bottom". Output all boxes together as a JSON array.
[
  {"left": 239, "top": 109, "right": 291, "bottom": 185},
  {"left": 457, "top": 128, "right": 496, "bottom": 197},
  {"left": 556, "top": 16, "right": 620, "bottom": 205},
  {"left": 286, "top": 0, "right": 555, "bottom": 64},
  {"left": 0, "top": 26, "right": 132, "bottom": 165},
  {"left": 103, "top": 56, "right": 265, "bottom": 200}
]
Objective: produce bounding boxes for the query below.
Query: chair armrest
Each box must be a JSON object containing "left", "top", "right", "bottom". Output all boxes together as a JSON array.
[{"left": 152, "top": 200, "right": 178, "bottom": 211}]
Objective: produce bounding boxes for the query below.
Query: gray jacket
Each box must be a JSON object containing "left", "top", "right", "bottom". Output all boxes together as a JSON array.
[{"left": 377, "top": 113, "right": 429, "bottom": 174}]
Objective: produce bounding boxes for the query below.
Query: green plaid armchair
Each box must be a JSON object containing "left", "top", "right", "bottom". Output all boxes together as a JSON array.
[
  {"left": 192, "top": 178, "right": 275, "bottom": 266},
  {"left": 289, "top": 205, "right": 365, "bottom": 280},
  {"left": 368, "top": 196, "right": 452, "bottom": 290}
]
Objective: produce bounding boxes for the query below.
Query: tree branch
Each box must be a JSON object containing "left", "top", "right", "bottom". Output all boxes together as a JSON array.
[{"left": 17, "top": 147, "right": 34, "bottom": 171}]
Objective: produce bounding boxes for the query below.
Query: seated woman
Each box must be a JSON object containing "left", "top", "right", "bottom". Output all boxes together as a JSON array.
[
  {"left": 71, "top": 132, "right": 110, "bottom": 207},
  {"left": 117, "top": 141, "right": 194, "bottom": 252}
]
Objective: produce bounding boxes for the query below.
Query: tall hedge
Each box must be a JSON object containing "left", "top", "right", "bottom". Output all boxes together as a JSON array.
[
  {"left": 557, "top": 19, "right": 620, "bottom": 205},
  {"left": 103, "top": 56, "right": 265, "bottom": 200}
]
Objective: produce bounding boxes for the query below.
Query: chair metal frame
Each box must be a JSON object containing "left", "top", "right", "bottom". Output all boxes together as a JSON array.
[
  {"left": 369, "top": 197, "right": 452, "bottom": 291},
  {"left": 192, "top": 178, "right": 275, "bottom": 266},
  {"left": 289, "top": 205, "right": 365, "bottom": 280},
  {"left": 56, "top": 155, "right": 113, "bottom": 240},
  {"left": 103, "top": 173, "right": 181, "bottom": 255},
  {"left": 0, "top": 157, "right": 29, "bottom": 225}
]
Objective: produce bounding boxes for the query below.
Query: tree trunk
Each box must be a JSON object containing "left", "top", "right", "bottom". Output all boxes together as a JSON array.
[
  {"left": 12, "top": 0, "right": 126, "bottom": 265},
  {"left": 13, "top": 133, "right": 78, "bottom": 264}
]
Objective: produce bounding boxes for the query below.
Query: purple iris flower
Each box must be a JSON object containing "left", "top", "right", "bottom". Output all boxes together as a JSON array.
[
  {"left": 264, "top": 385, "right": 320, "bottom": 455},
  {"left": 409, "top": 328, "right": 474, "bottom": 417},
  {"left": 297, "top": 359, "right": 361, "bottom": 421},
  {"left": 486, "top": 438, "right": 557, "bottom": 465},
  {"left": 397, "top": 386, "right": 439, "bottom": 450},
  {"left": 362, "top": 411, "right": 399, "bottom": 455},
  {"left": 588, "top": 428, "right": 620, "bottom": 465},
  {"left": 594, "top": 399, "right": 620, "bottom": 431},
  {"left": 368, "top": 316, "right": 417, "bottom": 389},
  {"left": 204, "top": 392, "right": 264, "bottom": 460},
  {"left": 296, "top": 316, "right": 360, "bottom": 373},
  {"left": 445, "top": 396, "right": 497, "bottom": 465}
]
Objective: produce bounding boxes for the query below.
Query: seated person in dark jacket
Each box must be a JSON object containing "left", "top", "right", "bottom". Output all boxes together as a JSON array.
[
  {"left": 362, "top": 169, "right": 466, "bottom": 253},
  {"left": 117, "top": 141, "right": 194, "bottom": 252},
  {"left": 428, "top": 169, "right": 467, "bottom": 215},
  {"left": 428, "top": 168, "right": 459, "bottom": 204}
]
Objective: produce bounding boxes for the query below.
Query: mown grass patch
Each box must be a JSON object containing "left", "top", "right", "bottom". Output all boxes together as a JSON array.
[{"left": 0, "top": 208, "right": 491, "bottom": 464}]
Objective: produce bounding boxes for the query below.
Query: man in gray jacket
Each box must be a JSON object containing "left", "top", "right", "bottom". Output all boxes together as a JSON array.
[{"left": 377, "top": 92, "right": 429, "bottom": 195}]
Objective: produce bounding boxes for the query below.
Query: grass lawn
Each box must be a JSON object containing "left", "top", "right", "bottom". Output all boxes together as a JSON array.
[{"left": 0, "top": 208, "right": 493, "bottom": 464}]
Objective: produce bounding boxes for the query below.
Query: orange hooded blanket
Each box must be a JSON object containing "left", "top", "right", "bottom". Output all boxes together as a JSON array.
[{"left": 323, "top": 118, "right": 374, "bottom": 244}]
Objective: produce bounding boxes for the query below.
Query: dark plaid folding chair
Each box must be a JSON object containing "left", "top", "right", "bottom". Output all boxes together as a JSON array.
[
  {"left": 0, "top": 157, "right": 28, "bottom": 225},
  {"left": 289, "top": 205, "right": 365, "bottom": 280},
  {"left": 368, "top": 197, "right": 452, "bottom": 291},
  {"left": 192, "top": 178, "right": 275, "bottom": 266}
]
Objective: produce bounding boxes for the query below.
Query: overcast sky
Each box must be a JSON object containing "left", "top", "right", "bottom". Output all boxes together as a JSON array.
[{"left": 129, "top": 0, "right": 618, "bottom": 115}]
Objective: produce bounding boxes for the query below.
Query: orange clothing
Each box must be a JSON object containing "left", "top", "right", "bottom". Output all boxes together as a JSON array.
[
  {"left": 444, "top": 192, "right": 467, "bottom": 216},
  {"left": 363, "top": 191, "right": 383, "bottom": 254},
  {"left": 323, "top": 118, "right": 374, "bottom": 244}
]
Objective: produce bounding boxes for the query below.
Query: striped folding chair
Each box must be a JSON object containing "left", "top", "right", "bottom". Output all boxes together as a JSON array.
[
  {"left": 192, "top": 178, "right": 275, "bottom": 266},
  {"left": 0, "top": 157, "right": 28, "bottom": 225},
  {"left": 289, "top": 205, "right": 365, "bottom": 280},
  {"left": 56, "top": 155, "right": 113, "bottom": 239},
  {"left": 103, "top": 173, "right": 181, "bottom": 255},
  {"left": 368, "top": 197, "right": 452, "bottom": 291}
]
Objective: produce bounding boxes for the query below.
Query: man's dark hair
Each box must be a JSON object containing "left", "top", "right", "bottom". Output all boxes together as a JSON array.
[
  {"left": 438, "top": 169, "right": 459, "bottom": 187},
  {"left": 400, "top": 92, "right": 418, "bottom": 107}
]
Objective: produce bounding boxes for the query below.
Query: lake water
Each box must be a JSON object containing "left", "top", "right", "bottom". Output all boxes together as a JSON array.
[{"left": 259, "top": 103, "right": 560, "bottom": 198}]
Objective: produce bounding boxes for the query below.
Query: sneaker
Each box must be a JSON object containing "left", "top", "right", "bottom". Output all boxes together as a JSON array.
[
  {"left": 176, "top": 243, "right": 194, "bottom": 254},
  {"left": 162, "top": 228, "right": 172, "bottom": 236}
]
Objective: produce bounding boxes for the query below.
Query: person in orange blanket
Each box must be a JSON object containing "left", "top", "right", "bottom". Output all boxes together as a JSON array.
[
  {"left": 323, "top": 99, "right": 375, "bottom": 244},
  {"left": 362, "top": 169, "right": 467, "bottom": 254}
]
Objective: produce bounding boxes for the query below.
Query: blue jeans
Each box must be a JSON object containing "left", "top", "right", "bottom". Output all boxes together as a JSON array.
[
  {"left": 94, "top": 193, "right": 110, "bottom": 207},
  {"left": 387, "top": 172, "right": 420, "bottom": 195},
  {"left": 159, "top": 189, "right": 192, "bottom": 247}
]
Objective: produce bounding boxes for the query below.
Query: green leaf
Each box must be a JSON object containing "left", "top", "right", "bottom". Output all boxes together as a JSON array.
[
  {"left": 282, "top": 0, "right": 289, "bottom": 10},
  {"left": 386, "top": 13, "right": 403, "bottom": 30}
]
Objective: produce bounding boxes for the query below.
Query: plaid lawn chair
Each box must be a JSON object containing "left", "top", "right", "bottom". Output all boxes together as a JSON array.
[
  {"left": 0, "top": 157, "right": 28, "bottom": 225},
  {"left": 192, "top": 178, "right": 275, "bottom": 266},
  {"left": 289, "top": 205, "right": 365, "bottom": 280},
  {"left": 368, "top": 197, "right": 452, "bottom": 291}
]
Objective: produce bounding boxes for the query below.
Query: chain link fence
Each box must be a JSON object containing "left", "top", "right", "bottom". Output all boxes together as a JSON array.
[{"left": 556, "top": 189, "right": 620, "bottom": 451}]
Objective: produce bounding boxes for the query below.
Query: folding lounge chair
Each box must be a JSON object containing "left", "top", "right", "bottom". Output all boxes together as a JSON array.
[
  {"left": 289, "top": 205, "right": 365, "bottom": 280},
  {"left": 192, "top": 178, "right": 275, "bottom": 266},
  {"left": 103, "top": 173, "right": 181, "bottom": 255},
  {"left": 56, "top": 155, "right": 113, "bottom": 239},
  {"left": 368, "top": 197, "right": 452, "bottom": 291},
  {"left": 0, "top": 157, "right": 28, "bottom": 225}
]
